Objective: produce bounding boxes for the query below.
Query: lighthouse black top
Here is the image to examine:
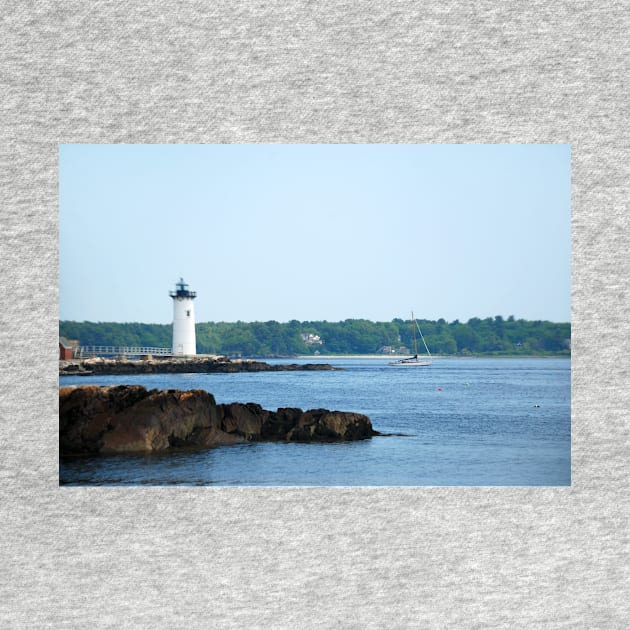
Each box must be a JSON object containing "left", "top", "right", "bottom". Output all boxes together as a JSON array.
[{"left": 169, "top": 278, "right": 197, "bottom": 299}]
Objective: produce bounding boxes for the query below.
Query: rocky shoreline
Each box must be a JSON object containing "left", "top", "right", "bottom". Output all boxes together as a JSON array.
[
  {"left": 59, "top": 356, "right": 338, "bottom": 376},
  {"left": 60, "top": 385, "right": 378, "bottom": 455}
]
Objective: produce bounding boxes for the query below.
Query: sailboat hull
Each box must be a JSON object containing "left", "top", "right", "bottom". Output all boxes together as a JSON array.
[{"left": 388, "top": 359, "right": 432, "bottom": 366}]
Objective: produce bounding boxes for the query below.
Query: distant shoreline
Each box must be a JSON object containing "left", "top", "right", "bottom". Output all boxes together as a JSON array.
[
  {"left": 293, "top": 354, "right": 568, "bottom": 360},
  {"left": 294, "top": 355, "right": 438, "bottom": 360}
]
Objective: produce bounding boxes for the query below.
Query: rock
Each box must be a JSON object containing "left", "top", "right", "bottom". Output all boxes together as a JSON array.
[
  {"left": 221, "top": 402, "right": 267, "bottom": 439},
  {"left": 286, "top": 409, "right": 376, "bottom": 442},
  {"left": 59, "top": 357, "right": 339, "bottom": 376},
  {"left": 261, "top": 407, "right": 303, "bottom": 440},
  {"left": 60, "top": 385, "right": 151, "bottom": 453},
  {"left": 100, "top": 388, "right": 219, "bottom": 454},
  {"left": 59, "top": 385, "right": 377, "bottom": 455}
]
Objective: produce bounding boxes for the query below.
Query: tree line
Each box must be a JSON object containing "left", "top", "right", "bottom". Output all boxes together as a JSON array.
[{"left": 60, "top": 316, "right": 570, "bottom": 357}]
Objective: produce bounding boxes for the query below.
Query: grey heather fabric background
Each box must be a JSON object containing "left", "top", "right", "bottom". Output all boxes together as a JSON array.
[{"left": 1, "top": 2, "right": 628, "bottom": 628}]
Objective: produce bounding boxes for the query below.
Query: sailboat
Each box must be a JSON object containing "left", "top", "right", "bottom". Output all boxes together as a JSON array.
[{"left": 389, "top": 312, "right": 432, "bottom": 366}]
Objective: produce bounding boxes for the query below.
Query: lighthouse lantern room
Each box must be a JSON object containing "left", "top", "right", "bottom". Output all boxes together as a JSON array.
[{"left": 169, "top": 278, "right": 197, "bottom": 355}]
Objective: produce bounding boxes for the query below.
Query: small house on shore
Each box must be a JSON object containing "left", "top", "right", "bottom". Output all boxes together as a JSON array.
[{"left": 59, "top": 337, "right": 79, "bottom": 360}]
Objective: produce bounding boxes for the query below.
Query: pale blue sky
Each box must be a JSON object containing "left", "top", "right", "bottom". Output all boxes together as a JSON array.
[{"left": 59, "top": 144, "right": 571, "bottom": 324}]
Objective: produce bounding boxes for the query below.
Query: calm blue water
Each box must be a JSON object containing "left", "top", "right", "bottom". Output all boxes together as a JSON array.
[{"left": 59, "top": 357, "right": 571, "bottom": 486}]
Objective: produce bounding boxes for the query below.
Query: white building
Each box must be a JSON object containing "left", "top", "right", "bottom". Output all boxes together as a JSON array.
[
  {"left": 169, "top": 278, "right": 197, "bottom": 355},
  {"left": 301, "top": 333, "right": 323, "bottom": 346}
]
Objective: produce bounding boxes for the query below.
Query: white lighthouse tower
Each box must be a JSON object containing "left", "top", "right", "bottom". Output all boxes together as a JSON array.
[{"left": 169, "top": 278, "right": 197, "bottom": 355}]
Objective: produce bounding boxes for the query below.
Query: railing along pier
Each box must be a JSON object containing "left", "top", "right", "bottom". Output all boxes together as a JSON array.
[{"left": 77, "top": 346, "right": 173, "bottom": 358}]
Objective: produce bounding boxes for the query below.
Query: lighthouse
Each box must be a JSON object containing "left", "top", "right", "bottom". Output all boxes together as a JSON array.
[{"left": 169, "top": 278, "right": 197, "bottom": 355}]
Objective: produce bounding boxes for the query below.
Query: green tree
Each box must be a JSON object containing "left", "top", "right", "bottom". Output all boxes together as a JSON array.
[{"left": 60, "top": 317, "right": 571, "bottom": 358}]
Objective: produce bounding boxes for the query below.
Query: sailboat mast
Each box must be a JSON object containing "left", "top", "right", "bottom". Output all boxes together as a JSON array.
[{"left": 411, "top": 311, "right": 418, "bottom": 355}]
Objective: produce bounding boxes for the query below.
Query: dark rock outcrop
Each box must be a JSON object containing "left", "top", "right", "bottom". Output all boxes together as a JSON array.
[
  {"left": 59, "top": 357, "right": 337, "bottom": 375},
  {"left": 60, "top": 385, "right": 377, "bottom": 455}
]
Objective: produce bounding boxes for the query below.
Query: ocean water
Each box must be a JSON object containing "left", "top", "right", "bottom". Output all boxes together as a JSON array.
[{"left": 59, "top": 357, "right": 571, "bottom": 486}]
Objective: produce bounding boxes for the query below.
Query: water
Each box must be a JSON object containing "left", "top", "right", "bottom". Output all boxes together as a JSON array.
[{"left": 59, "top": 357, "right": 571, "bottom": 486}]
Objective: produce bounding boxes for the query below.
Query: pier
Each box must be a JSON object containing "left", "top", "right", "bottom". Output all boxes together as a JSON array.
[{"left": 76, "top": 345, "right": 173, "bottom": 358}]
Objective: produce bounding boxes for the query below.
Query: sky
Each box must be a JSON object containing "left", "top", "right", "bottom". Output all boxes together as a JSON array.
[{"left": 59, "top": 144, "right": 571, "bottom": 324}]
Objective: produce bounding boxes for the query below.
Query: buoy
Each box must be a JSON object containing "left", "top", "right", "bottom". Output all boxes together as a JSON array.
[
  {"left": 437, "top": 387, "right": 443, "bottom": 392},
  {"left": 534, "top": 404, "right": 540, "bottom": 408}
]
